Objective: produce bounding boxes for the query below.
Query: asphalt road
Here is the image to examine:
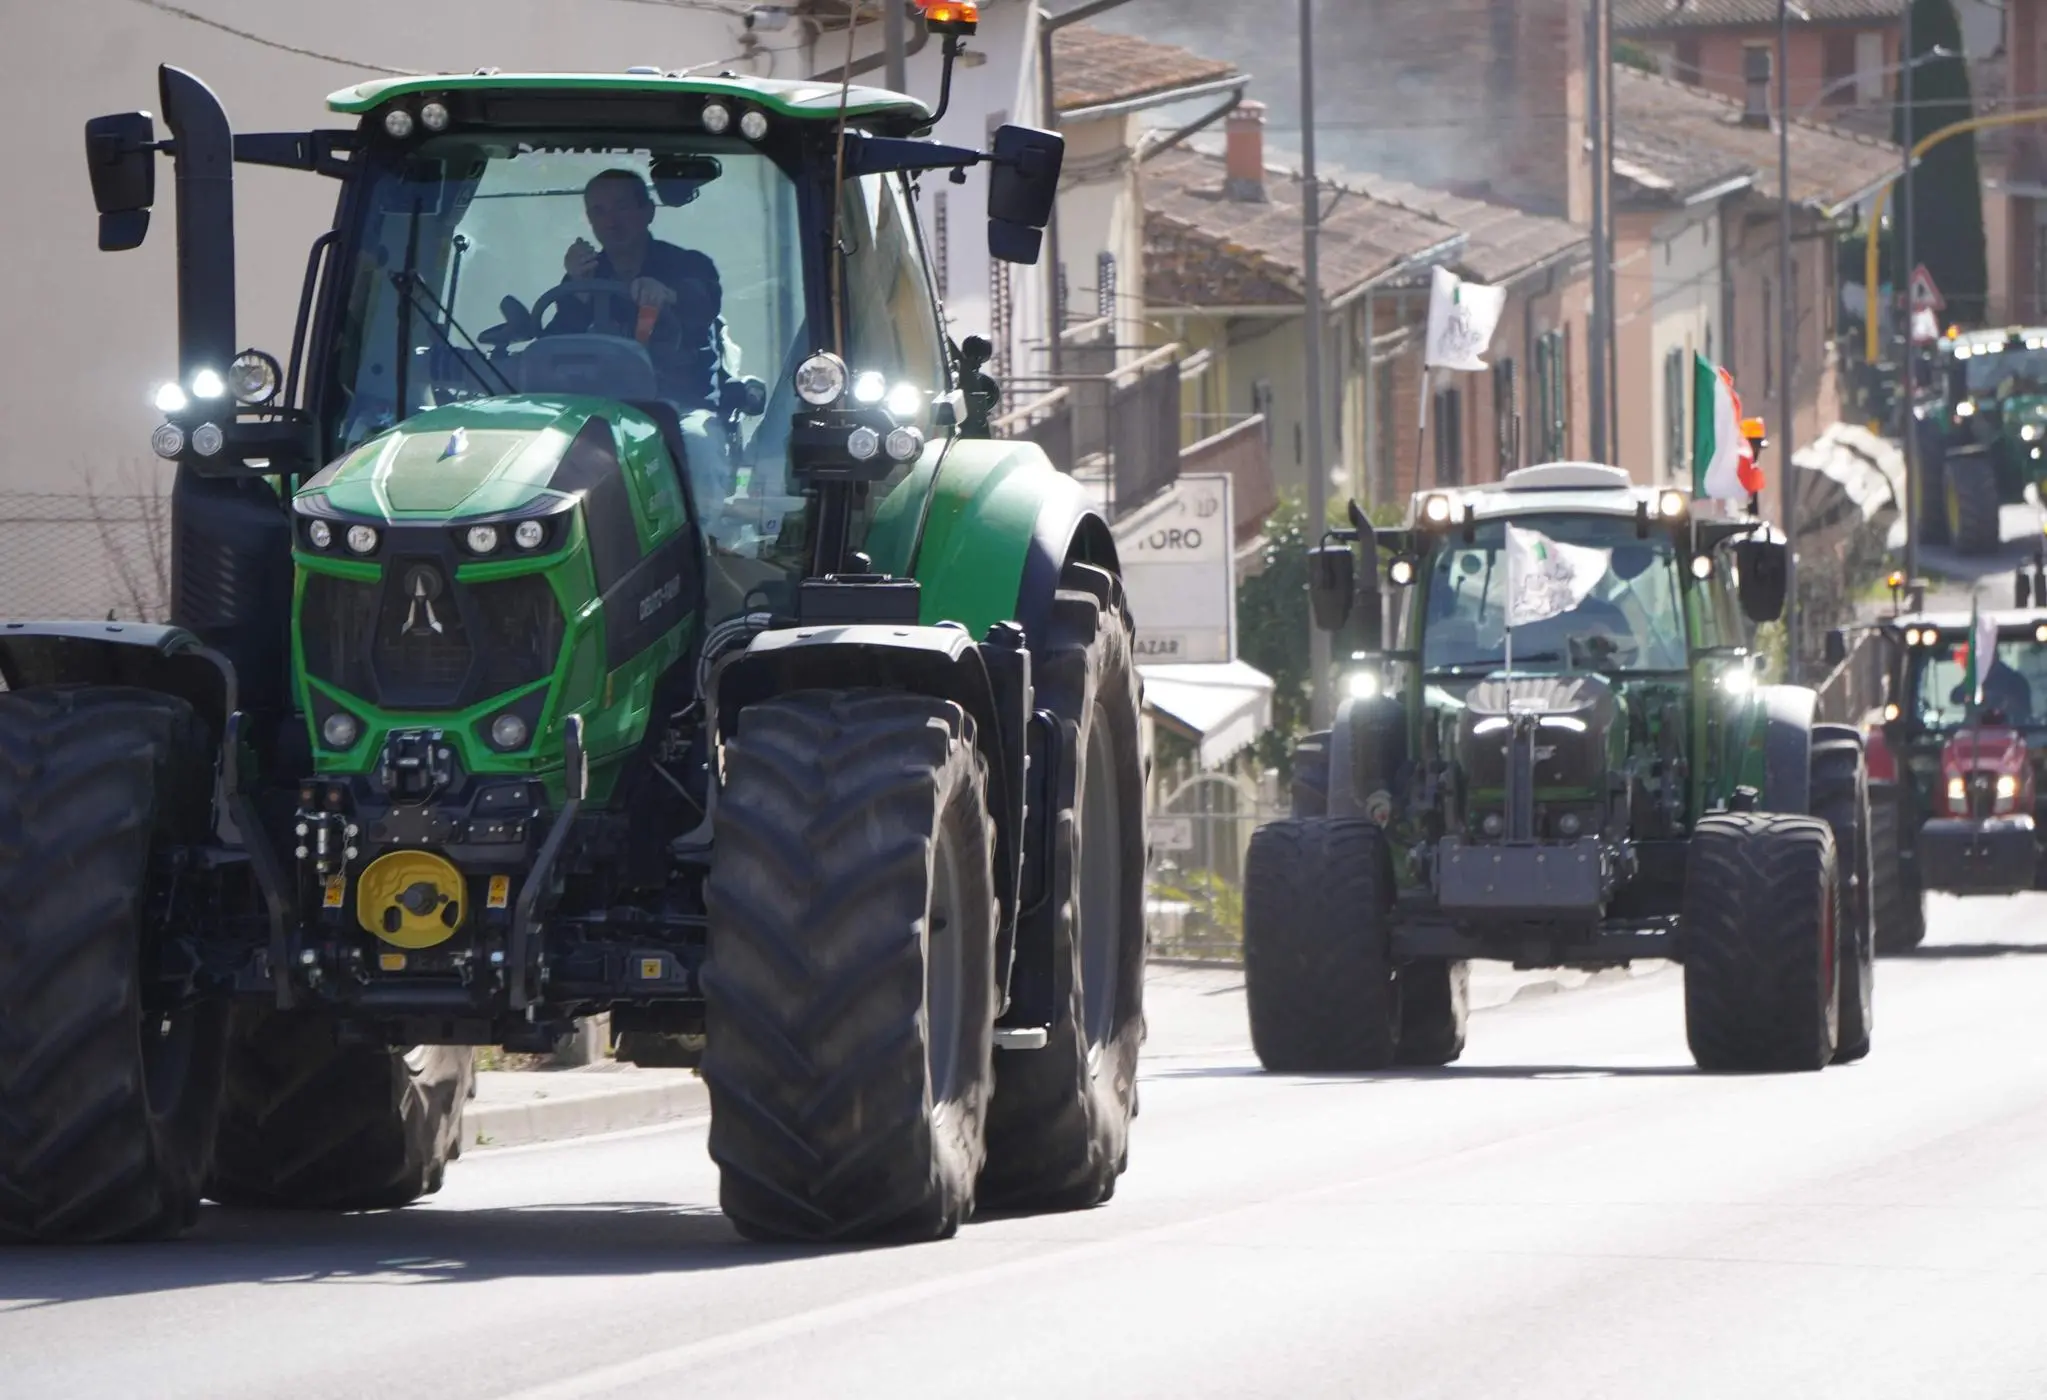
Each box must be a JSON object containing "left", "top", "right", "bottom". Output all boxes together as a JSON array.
[{"left": 9, "top": 900, "right": 2047, "bottom": 1400}]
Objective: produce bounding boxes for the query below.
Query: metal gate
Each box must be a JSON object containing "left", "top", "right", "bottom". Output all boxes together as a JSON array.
[{"left": 1145, "top": 770, "right": 1279, "bottom": 964}]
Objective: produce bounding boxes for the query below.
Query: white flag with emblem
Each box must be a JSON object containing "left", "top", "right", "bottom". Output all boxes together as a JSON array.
[
  {"left": 1424, "top": 265, "right": 1508, "bottom": 372},
  {"left": 1505, "top": 523, "right": 1610, "bottom": 629}
]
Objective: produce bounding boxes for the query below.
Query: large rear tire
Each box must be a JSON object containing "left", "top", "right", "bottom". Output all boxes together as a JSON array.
[
  {"left": 1682, "top": 812, "right": 1840, "bottom": 1072},
  {"left": 702, "top": 690, "right": 998, "bottom": 1243},
  {"left": 206, "top": 1013, "right": 472, "bottom": 1210},
  {"left": 1244, "top": 818, "right": 1399, "bottom": 1072},
  {"left": 980, "top": 565, "right": 1146, "bottom": 1214},
  {"left": 1868, "top": 783, "right": 1926, "bottom": 953},
  {"left": 0, "top": 687, "right": 228, "bottom": 1243},
  {"left": 1810, "top": 727, "right": 1874, "bottom": 1064},
  {"left": 1947, "top": 451, "right": 2001, "bottom": 555}
]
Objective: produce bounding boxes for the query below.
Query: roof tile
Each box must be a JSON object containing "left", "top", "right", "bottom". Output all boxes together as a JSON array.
[{"left": 1053, "top": 24, "right": 1240, "bottom": 112}]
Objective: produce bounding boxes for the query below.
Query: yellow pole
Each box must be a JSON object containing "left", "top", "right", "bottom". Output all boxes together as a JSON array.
[{"left": 1865, "top": 107, "right": 2047, "bottom": 363}]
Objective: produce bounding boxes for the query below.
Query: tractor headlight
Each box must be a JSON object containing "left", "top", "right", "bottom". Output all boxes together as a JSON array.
[
  {"left": 153, "top": 381, "right": 189, "bottom": 414},
  {"left": 884, "top": 425, "right": 924, "bottom": 462},
  {"left": 1690, "top": 553, "right": 1713, "bottom": 579},
  {"left": 190, "top": 422, "right": 225, "bottom": 457},
  {"left": 308, "top": 519, "right": 333, "bottom": 549},
  {"left": 150, "top": 422, "right": 185, "bottom": 459},
  {"left": 1905, "top": 628, "right": 1922, "bottom": 646},
  {"left": 701, "top": 101, "right": 732, "bottom": 134},
  {"left": 739, "top": 108, "right": 770, "bottom": 142},
  {"left": 2023, "top": 424, "right": 2038, "bottom": 442},
  {"left": 489, "top": 712, "right": 530, "bottom": 750},
  {"left": 796, "top": 351, "right": 848, "bottom": 405},
  {"left": 1997, "top": 773, "right": 2019, "bottom": 800},
  {"left": 1884, "top": 702, "right": 1900, "bottom": 722},
  {"left": 1558, "top": 812, "right": 1583, "bottom": 837},
  {"left": 228, "top": 350, "right": 281, "bottom": 405},
  {"left": 514, "top": 519, "right": 547, "bottom": 550},
  {"left": 1481, "top": 813, "right": 1504, "bottom": 836},
  {"left": 1658, "top": 488, "right": 1687, "bottom": 518},
  {"left": 466, "top": 524, "right": 501, "bottom": 554},
  {"left": 1947, "top": 775, "right": 1967, "bottom": 805},
  {"left": 383, "top": 107, "right": 416, "bottom": 139},
  {"left": 322, "top": 712, "right": 361, "bottom": 749},
  {"left": 1345, "top": 671, "right": 1379, "bottom": 700},
  {"left": 846, "top": 425, "right": 881, "bottom": 461},
  {"left": 852, "top": 370, "right": 888, "bottom": 405},
  {"left": 346, "top": 524, "right": 380, "bottom": 555},
  {"left": 1421, "top": 493, "right": 1452, "bottom": 524},
  {"left": 885, "top": 382, "right": 924, "bottom": 418},
  {"left": 420, "top": 101, "right": 451, "bottom": 132},
  {"left": 1957, "top": 400, "right": 1977, "bottom": 418},
  {"left": 1389, "top": 558, "right": 1415, "bottom": 586},
  {"left": 190, "top": 367, "right": 226, "bottom": 399}
]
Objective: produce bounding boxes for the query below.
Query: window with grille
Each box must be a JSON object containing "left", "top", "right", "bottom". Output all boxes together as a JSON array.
[
  {"left": 1533, "top": 328, "right": 1569, "bottom": 461},
  {"left": 1493, "top": 358, "right": 1519, "bottom": 475},
  {"left": 1434, "top": 385, "right": 1464, "bottom": 485},
  {"left": 1664, "top": 347, "right": 1688, "bottom": 481}
]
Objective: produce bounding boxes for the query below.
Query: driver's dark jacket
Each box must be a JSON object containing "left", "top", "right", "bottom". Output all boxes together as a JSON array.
[
  {"left": 543, "top": 239, "right": 723, "bottom": 406},
  {"left": 1952, "top": 659, "right": 2033, "bottom": 720}
]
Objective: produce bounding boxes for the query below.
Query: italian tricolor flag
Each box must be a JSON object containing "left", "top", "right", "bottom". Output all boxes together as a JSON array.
[{"left": 1692, "top": 353, "right": 1765, "bottom": 500}]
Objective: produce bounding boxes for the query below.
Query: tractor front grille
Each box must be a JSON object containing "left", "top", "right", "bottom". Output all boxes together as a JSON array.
[{"left": 373, "top": 558, "right": 474, "bottom": 708}]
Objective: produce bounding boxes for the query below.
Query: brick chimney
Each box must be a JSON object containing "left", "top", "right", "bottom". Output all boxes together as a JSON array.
[{"left": 1224, "top": 101, "right": 1268, "bottom": 202}]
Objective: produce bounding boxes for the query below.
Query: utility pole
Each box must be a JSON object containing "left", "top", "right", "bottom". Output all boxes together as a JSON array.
[
  {"left": 884, "top": 0, "right": 907, "bottom": 92},
  {"left": 1779, "top": 0, "right": 1800, "bottom": 681},
  {"left": 1901, "top": 0, "right": 1919, "bottom": 586},
  {"left": 1301, "top": 0, "right": 1332, "bottom": 726},
  {"left": 1602, "top": 0, "right": 1619, "bottom": 462},
  {"left": 1587, "top": 0, "right": 1611, "bottom": 464}
]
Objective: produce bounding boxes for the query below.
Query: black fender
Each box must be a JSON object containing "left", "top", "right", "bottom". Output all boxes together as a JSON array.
[
  {"left": 0, "top": 620, "right": 237, "bottom": 740},
  {"left": 716, "top": 623, "right": 1028, "bottom": 992},
  {"left": 1755, "top": 684, "right": 1817, "bottom": 816},
  {"left": 1015, "top": 497, "right": 1119, "bottom": 652}
]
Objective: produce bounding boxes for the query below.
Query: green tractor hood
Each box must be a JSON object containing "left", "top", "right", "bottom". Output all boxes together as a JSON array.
[{"left": 300, "top": 398, "right": 611, "bottom": 521}]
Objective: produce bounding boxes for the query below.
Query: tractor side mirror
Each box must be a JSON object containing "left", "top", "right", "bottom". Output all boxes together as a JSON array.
[
  {"left": 1308, "top": 545, "right": 1354, "bottom": 632},
  {"left": 1354, "top": 511, "right": 1384, "bottom": 653},
  {"left": 84, "top": 111, "right": 156, "bottom": 251},
  {"left": 1824, "top": 628, "right": 1848, "bottom": 668},
  {"left": 1733, "top": 538, "right": 1788, "bottom": 623},
  {"left": 987, "top": 123, "right": 1063, "bottom": 265}
]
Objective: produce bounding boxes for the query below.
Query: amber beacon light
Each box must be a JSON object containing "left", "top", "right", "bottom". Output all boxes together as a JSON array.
[{"left": 916, "top": 0, "right": 979, "bottom": 33}]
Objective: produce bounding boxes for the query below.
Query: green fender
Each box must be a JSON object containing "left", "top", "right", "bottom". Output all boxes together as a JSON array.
[{"left": 866, "top": 436, "right": 1117, "bottom": 644}]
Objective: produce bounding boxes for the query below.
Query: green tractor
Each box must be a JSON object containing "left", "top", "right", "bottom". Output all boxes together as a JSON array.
[
  {"left": 1250, "top": 465, "right": 1874, "bottom": 1074},
  {"left": 1919, "top": 326, "right": 2047, "bottom": 556},
  {"left": 0, "top": 34, "right": 1149, "bottom": 1245}
]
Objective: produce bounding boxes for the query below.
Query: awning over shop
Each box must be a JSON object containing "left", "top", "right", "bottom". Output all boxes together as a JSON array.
[{"left": 1139, "top": 659, "right": 1275, "bottom": 769}]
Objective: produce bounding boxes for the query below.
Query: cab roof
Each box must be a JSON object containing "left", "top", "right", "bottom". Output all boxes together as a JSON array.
[
  {"left": 1884, "top": 610, "right": 2047, "bottom": 633},
  {"left": 1945, "top": 326, "right": 2047, "bottom": 358},
  {"left": 327, "top": 72, "right": 932, "bottom": 125},
  {"left": 1407, "top": 461, "right": 1737, "bottom": 525}
]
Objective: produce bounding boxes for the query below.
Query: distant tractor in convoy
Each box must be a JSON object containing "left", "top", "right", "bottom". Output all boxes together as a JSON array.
[
  {"left": 0, "top": 18, "right": 1150, "bottom": 1246},
  {"left": 1849, "top": 557, "right": 2047, "bottom": 951},
  {"left": 1247, "top": 464, "right": 1875, "bottom": 1074},
  {"left": 1917, "top": 326, "right": 2047, "bottom": 556}
]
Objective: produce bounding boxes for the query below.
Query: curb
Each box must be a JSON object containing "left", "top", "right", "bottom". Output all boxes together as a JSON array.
[{"left": 464, "top": 1075, "right": 707, "bottom": 1152}]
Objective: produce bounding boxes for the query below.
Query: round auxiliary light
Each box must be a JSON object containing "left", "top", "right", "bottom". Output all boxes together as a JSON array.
[
  {"left": 2036, "top": 623, "right": 2047, "bottom": 643},
  {"left": 739, "top": 109, "right": 770, "bottom": 142},
  {"left": 191, "top": 422, "right": 225, "bottom": 457},
  {"left": 491, "top": 712, "right": 530, "bottom": 750},
  {"left": 467, "top": 524, "right": 501, "bottom": 554},
  {"left": 228, "top": 350, "right": 281, "bottom": 405},
  {"left": 190, "top": 367, "right": 226, "bottom": 400},
  {"left": 885, "top": 382, "right": 923, "bottom": 418},
  {"left": 1422, "top": 493, "right": 1452, "bottom": 523},
  {"left": 701, "top": 101, "right": 732, "bottom": 135},
  {"left": 308, "top": 519, "right": 333, "bottom": 549},
  {"left": 1345, "top": 671, "right": 1379, "bottom": 701},
  {"left": 1997, "top": 774, "right": 2019, "bottom": 800},
  {"left": 1389, "top": 558, "right": 1416, "bottom": 586},
  {"left": 420, "top": 101, "right": 451, "bottom": 132},
  {"left": 150, "top": 422, "right": 185, "bottom": 459},
  {"left": 384, "top": 107, "right": 416, "bottom": 139},
  {"left": 1481, "top": 813, "right": 1504, "bottom": 837},
  {"left": 2024, "top": 425, "right": 2038, "bottom": 443},
  {"left": 1690, "top": 553, "right": 1713, "bottom": 580},
  {"left": 154, "top": 381, "right": 189, "bottom": 414},
  {"left": 884, "top": 425, "right": 925, "bottom": 462},
  {"left": 322, "top": 712, "right": 361, "bottom": 749},
  {"left": 346, "top": 524, "right": 380, "bottom": 555},
  {"left": 852, "top": 370, "right": 887, "bottom": 405},
  {"left": 1658, "top": 488, "right": 1686, "bottom": 518},
  {"left": 846, "top": 425, "right": 881, "bottom": 461},
  {"left": 1884, "top": 702, "right": 1901, "bottom": 722},
  {"left": 795, "top": 351, "right": 848, "bottom": 406},
  {"left": 1904, "top": 627, "right": 1922, "bottom": 646},
  {"left": 514, "top": 519, "right": 547, "bottom": 550},
  {"left": 1558, "top": 812, "right": 1583, "bottom": 837}
]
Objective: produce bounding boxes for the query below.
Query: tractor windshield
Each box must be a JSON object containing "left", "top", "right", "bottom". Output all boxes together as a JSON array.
[
  {"left": 1420, "top": 515, "right": 1688, "bottom": 675},
  {"left": 1960, "top": 344, "right": 2047, "bottom": 399},
  {"left": 1907, "top": 635, "right": 2047, "bottom": 728},
  {"left": 326, "top": 129, "right": 808, "bottom": 471}
]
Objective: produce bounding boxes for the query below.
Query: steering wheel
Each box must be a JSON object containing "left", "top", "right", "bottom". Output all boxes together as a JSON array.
[{"left": 530, "top": 279, "right": 679, "bottom": 347}]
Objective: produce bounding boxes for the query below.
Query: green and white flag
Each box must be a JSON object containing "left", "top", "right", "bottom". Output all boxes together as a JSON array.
[
  {"left": 1424, "top": 266, "right": 1508, "bottom": 372},
  {"left": 1505, "top": 523, "right": 1610, "bottom": 628},
  {"left": 1963, "top": 598, "right": 1998, "bottom": 705}
]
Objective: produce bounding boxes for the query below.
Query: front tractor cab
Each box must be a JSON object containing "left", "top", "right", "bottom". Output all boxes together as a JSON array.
[
  {"left": 1247, "top": 461, "right": 1874, "bottom": 1075},
  {"left": 0, "top": 43, "right": 1153, "bottom": 1248},
  {"left": 1920, "top": 325, "right": 2047, "bottom": 556},
  {"left": 1863, "top": 602, "right": 2047, "bottom": 953}
]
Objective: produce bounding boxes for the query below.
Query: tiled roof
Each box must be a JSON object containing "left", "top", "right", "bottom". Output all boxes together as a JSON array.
[
  {"left": 1613, "top": 66, "right": 1901, "bottom": 210},
  {"left": 1322, "top": 166, "right": 1591, "bottom": 287},
  {"left": 1052, "top": 24, "right": 1241, "bottom": 113},
  {"left": 1141, "top": 146, "right": 1464, "bottom": 309},
  {"left": 1617, "top": 0, "right": 1903, "bottom": 31}
]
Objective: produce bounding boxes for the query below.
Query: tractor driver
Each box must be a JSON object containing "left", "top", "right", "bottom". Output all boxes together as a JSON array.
[
  {"left": 544, "top": 169, "right": 725, "bottom": 407},
  {"left": 1951, "top": 651, "right": 2033, "bottom": 722}
]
